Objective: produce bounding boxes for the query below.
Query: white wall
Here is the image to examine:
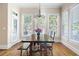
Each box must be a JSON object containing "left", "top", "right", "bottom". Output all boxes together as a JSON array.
[
  {"left": 61, "top": 3, "right": 79, "bottom": 55},
  {"left": 0, "top": 3, "right": 21, "bottom": 49},
  {"left": 0, "top": 3, "right": 8, "bottom": 49}
]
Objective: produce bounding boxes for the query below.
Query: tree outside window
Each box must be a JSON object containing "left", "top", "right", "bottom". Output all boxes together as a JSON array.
[
  {"left": 35, "top": 16, "right": 45, "bottom": 33},
  {"left": 23, "top": 15, "right": 32, "bottom": 35},
  {"left": 49, "top": 15, "right": 57, "bottom": 35}
]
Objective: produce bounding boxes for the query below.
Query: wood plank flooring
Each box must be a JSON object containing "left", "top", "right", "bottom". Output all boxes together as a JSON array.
[
  {"left": 0, "top": 42, "right": 77, "bottom": 56},
  {"left": 53, "top": 43, "right": 77, "bottom": 56}
]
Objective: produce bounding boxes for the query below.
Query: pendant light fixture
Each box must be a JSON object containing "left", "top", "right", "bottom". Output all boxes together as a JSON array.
[
  {"left": 33, "top": 3, "right": 42, "bottom": 18},
  {"left": 38, "top": 3, "right": 41, "bottom": 17},
  {"left": 33, "top": 3, "right": 45, "bottom": 18}
]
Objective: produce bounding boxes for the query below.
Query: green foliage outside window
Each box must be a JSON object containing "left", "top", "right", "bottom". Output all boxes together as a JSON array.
[
  {"left": 49, "top": 15, "right": 57, "bottom": 33},
  {"left": 24, "top": 15, "right": 32, "bottom": 35},
  {"left": 72, "top": 22, "right": 79, "bottom": 31},
  {"left": 36, "top": 16, "right": 45, "bottom": 28}
]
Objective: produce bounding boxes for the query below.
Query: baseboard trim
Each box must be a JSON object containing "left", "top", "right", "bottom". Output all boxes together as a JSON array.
[
  {"left": 0, "top": 45, "right": 8, "bottom": 49},
  {"left": 8, "top": 40, "right": 22, "bottom": 49},
  {"left": 61, "top": 41, "right": 79, "bottom": 55}
]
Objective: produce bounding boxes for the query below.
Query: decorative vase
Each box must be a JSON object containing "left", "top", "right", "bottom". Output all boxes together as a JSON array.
[{"left": 37, "top": 32, "right": 40, "bottom": 41}]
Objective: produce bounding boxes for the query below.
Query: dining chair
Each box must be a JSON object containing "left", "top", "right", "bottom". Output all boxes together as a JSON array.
[
  {"left": 18, "top": 42, "right": 30, "bottom": 56},
  {"left": 40, "top": 32, "right": 55, "bottom": 56}
]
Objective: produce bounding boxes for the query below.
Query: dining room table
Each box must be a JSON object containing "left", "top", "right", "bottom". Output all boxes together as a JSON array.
[{"left": 21, "top": 39, "right": 54, "bottom": 56}]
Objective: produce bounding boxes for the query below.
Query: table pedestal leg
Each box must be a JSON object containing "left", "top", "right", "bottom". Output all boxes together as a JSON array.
[{"left": 29, "top": 42, "right": 32, "bottom": 56}]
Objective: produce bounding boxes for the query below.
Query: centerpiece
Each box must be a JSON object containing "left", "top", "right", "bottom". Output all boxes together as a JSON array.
[{"left": 35, "top": 28, "right": 42, "bottom": 41}]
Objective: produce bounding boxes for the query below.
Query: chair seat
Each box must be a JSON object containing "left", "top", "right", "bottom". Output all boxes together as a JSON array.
[
  {"left": 40, "top": 43, "right": 52, "bottom": 50},
  {"left": 18, "top": 43, "right": 30, "bottom": 50}
]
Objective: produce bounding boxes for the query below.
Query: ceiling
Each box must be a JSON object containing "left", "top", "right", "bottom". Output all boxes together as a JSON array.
[{"left": 11, "top": 3, "right": 64, "bottom": 8}]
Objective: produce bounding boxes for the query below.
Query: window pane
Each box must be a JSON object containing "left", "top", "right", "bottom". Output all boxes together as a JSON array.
[
  {"left": 23, "top": 15, "right": 32, "bottom": 35},
  {"left": 49, "top": 15, "right": 57, "bottom": 35},
  {"left": 35, "top": 16, "right": 45, "bottom": 33},
  {"left": 70, "top": 5, "right": 79, "bottom": 41}
]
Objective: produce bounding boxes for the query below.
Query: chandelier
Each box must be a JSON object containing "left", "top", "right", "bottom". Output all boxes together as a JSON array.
[
  {"left": 33, "top": 3, "right": 44, "bottom": 18},
  {"left": 33, "top": 3, "right": 45, "bottom": 18},
  {"left": 37, "top": 3, "right": 41, "bottom": 17}
]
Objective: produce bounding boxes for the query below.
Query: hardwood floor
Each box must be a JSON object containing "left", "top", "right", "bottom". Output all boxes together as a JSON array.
[
  {"left": 53, "top": 43, "right": 77, "bottom": 56},
  {"left": 0, "top": 42, "right": 77, "bottom": 56}
]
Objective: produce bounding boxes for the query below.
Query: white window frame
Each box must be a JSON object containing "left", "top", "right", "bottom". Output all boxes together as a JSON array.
[
  {"left": 69, "top": 4, "right": 79, "bottom": 43},
  {"left": 62, "top": 10, "right": 69, "bottom": 40},
  {"left": 21, "top": 14, "right": 33, "bottom": 37},
  {"left": 48, "top": 14, "right": 59, "bottom": 37}
]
